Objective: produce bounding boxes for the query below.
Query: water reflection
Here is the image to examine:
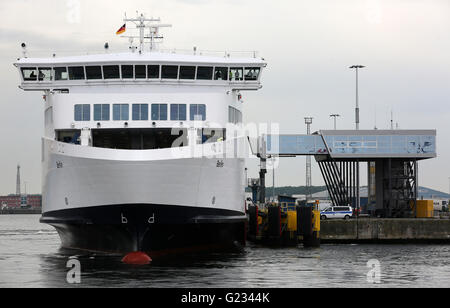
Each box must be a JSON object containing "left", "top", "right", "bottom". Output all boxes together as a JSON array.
[{"left": 1, "top": 215, "right": 450, "bottom": 288}]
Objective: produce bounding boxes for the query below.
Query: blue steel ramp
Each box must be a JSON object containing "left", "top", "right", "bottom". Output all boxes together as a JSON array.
[{"left": 265, "top": 130, "right": 436, "bottom": 160}]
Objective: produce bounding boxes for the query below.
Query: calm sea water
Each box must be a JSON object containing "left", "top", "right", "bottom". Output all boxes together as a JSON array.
[{"left": 0, "top": 214, "right": 450, "bottom": 288}]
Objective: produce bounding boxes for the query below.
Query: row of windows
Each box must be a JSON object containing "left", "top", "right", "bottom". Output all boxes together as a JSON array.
[
  {"left": 74, "top": 104, "right": 206, "bottom": 122},
  {"left": 228, "top": 106, "right": 243, "bottom": 124},
  {"left": 21, "top": 65, "right": 261, "bottom": 82}
]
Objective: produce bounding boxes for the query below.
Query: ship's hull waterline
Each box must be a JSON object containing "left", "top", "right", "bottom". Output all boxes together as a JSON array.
[{"left": 42, "top": 204, "right": 247, "bottom": 256}]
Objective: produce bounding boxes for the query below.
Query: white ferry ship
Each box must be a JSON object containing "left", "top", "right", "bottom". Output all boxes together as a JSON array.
[{"left": 14, "top": 14, "right": 266, "bottom": 257}]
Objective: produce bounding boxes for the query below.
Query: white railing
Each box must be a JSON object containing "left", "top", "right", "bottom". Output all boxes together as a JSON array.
[{"left": 19, "top": 47, "right": 261, "bottom": 59}]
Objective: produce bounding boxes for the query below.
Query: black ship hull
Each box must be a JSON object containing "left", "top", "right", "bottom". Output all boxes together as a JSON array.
[{"left": 41, "top": 204, "right": 247, "bottom": 257}]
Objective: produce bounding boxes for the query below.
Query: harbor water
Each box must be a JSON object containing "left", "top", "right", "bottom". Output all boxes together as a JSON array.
[{"left": 1, "top": 215, "right": 450, "bottom": 288}]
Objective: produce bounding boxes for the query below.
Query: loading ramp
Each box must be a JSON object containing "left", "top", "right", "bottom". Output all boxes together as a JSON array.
[{"left": 255, "top": 129, "right": 436, "bottom": 218}]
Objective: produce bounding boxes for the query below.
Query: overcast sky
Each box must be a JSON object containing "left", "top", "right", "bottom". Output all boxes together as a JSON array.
[{"left": 0, "top": 0, "right": 449, "bottom": 195}]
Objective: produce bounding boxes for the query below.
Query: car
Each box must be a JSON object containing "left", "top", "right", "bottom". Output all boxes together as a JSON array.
[{"left": 320, "top": 206, "right": 353, "bottom": 220}]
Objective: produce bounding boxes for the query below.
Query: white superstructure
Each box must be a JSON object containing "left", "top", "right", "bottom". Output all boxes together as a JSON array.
[{"left": 14, "top": 14, "right": 266, "bottom": 254}]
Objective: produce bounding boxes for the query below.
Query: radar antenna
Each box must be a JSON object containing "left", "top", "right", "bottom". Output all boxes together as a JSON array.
[{"left": 120, "top": 12, "right": 172, "bottom": 53}]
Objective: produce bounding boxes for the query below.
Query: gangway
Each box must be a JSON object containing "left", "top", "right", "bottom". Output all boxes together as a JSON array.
[{"left": 254, "top": 129, "right": 437, "bottom": 218}]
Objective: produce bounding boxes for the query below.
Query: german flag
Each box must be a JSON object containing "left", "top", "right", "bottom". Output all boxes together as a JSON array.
[{"left": 116, "top": 24, "right": 126, "bottom": 35}]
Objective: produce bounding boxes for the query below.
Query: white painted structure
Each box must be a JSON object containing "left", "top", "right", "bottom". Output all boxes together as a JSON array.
[{"left": 14, "top": 15, "right": 266, "bottom": 253}]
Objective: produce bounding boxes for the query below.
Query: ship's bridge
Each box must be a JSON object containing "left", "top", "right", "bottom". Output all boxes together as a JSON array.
[{"left": 14, "top": 52, "right": 266, "bottom": 92}]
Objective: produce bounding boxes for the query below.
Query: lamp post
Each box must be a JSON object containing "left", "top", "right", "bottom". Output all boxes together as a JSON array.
[
  {"left": 305, "top": 117, "right": 313, "bottom": 201},
  {"left": 349, "top": 65, "right": 365, "bottom": 130},
  {"left": 330, "top": 114, "right": 341, "bottom": 130}
]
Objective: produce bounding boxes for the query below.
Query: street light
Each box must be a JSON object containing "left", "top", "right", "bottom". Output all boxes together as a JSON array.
[
  {"left": 349, "top": 65, "right": 365, "bottom": 130},
  {"left": 330, "top": 114, "right": 341, "bottom": 130},
  {"left": 305, "top": 117, "right": 313, "bottom": 200}
]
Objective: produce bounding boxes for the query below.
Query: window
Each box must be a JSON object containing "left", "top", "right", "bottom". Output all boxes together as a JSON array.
[
  {"left": 214, "top": 67, "right": 228, "bottom": 81},
  {"left": 74, "top": 104, "right": 90, "bottom": 121},
  {"left": 54, "top": 67, "right": 68, "bottom": 81},
  {"left": 103, "top": 65, "right": 120, "bottom": 79},
  {"left": 135, "top": 65, "right": 146, "bottom": 79},
  {"left": 68, "top": 66, "right": 85, "bottom": 80},
  {"left": 21, "top": 68, "right": 37, "bottom": 81},
  {"left": 132, "top": 104, "right": 149, "bottom": 120},
  {"left": 148, "top": 65, "right": 160, "bottom": 79},
  {"left": 92, "top": 128, "right": 188, "bottom": 150},
  {"left": 244, "top": 67, "right": 260, "bottom": 81},
  {"left": 179, "top": 66, "right": 196, "bottom": 80},
  {"left": 86, "top": 66, "right": 102, "bottom": 80},
  {"left": 228, "top": 106, "right": 242, "bottom": 124},
  {"left": 38, "top": 68, "right": 52, "bottom": 81},
  {"left": 57, "top": 130, "right": 81, "bottom": 145},
  {"left": 94, "top": 104, "right": 110, "bottom": 121},
  {"left": 196, "top": 66, "right": 213, "bottom": 80},
  {"left": 201, "top": 128, "right": 226, "bottom": 144},
  {"left": 190, "top": 104, "right": 206, "bottom": 121},
  {"left": 161, "top": 65, "right": 178, "bottom": 79},
  {"left": 230, "top": 67, "right": 243, "bottom": 81},
  {"left": 236, "top": 110, "right": 242, "bottom": 123},
  {"left": 113, "top": 104, "right": 129, "bottom": 120},
  {"left": 151, "top": 104, "right": 168, "bottom": 120},
  {"left": 170, "top": 104, "right": 187, "bottom": 121},
  {"left": 121, "top": 65, "right": 134, "bottom": 79}
]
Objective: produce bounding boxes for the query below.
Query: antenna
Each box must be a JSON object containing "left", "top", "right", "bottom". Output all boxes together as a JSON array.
[
  {"left": 374, "top": 106, "right": 378, "bottom": 130},
  {"left": 21, "top": 43, "right": 27, "bottom": 58},
  {"left": 120, "top": 12, "right": 172, "bottom": 53},
  {"left": 390, "top": 109, "right": 394, "bottom": 130}
]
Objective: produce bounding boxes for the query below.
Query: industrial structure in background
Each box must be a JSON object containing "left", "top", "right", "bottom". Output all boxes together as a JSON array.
[
  {"left": 16, "top": 165, "right": 21, "bottom": 195},
  {"left": 0, "top": 165, "right": 42, "bottom": 212}
]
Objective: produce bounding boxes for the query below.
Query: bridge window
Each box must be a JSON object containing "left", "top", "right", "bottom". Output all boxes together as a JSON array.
[
  {"left": 190, "top": 104, "right": 206, "bottom": 121},
  {"left": 230, "top": 68, "right": 243, "bottom": 81},
  {"left": 113, "top": 104, "right": 129, "bottom": 121},
  {"left": 86, "top": 66, "right": 102, "bottom": 80},
  {"left": 214, "top": 67, "right": 228, "bottom": 81},
  {"left": 94, "top": 104, "right": 110, "bottom": 121},
  {"left": 162, "top": 65, "right": 178, "bottom": 79},
  {"left": 132, "top": 104, "right": 149, "bottom": 121},
  {"left": 148, "top": 65, "right": 160, "bottom": 79},
  {"left": 197, "top": 66, "right": 213, "bottom": 80},
  {"left": 135, "top": 65, "right": 146, "bottom": 79},
  {"left": 21, "top": 68, "right": 37, "bottom": 81},
  {"left": 38, "top": 68, "right": 52, "bottom": 81},
  {"left": 68, "top": 66, "right": 85, "bottom": 80},
  {"left": 54, "top": 67, "right": 68, "bottom": 81},
  {"left": 74, "top": 104, "right": 90, "bottom": 121},
  {"left": 244, "top": 67, "right": 260, "bottom": 81},
  {"left": 170, "top": 104, "right": 187, "bottom": 121},
  {"left": 180, "top": 66, "right": 196, "bottom": 80},
  {"left": 103, "top": 65, "right": 120, "bottom": 79},
  {"left": 151, "top": 104, "right": 168, "bottom": 120},
  {"left": 121, "top": 65, "right": 134, "bottom": 79}
]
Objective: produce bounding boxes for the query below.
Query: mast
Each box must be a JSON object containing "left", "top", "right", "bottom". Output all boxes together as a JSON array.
[{"left": 122, "top": 13, "right": 172, "bottom": 53}]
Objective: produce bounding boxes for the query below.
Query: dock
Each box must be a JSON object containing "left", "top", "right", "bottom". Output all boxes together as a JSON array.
[{"left": 321, "top": 218, "right": 450, "bottom": 244}]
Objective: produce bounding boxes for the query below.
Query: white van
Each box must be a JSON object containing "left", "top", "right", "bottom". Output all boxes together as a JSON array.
[{"left": 320, "top": 206, "right": 353, "bottom": 220}]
